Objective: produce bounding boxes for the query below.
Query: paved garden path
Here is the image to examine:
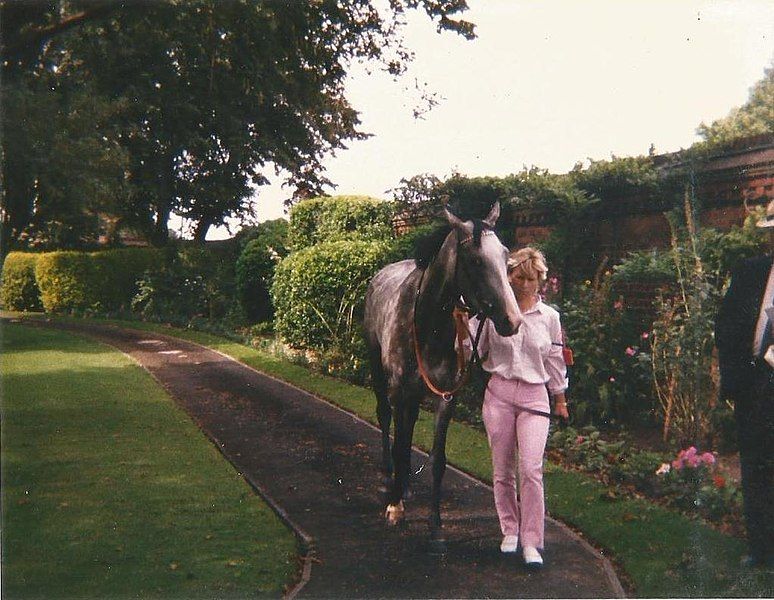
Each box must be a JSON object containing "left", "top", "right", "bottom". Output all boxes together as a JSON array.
[{"left": 25, "top": 319, "right": 626, "bottom": 599}]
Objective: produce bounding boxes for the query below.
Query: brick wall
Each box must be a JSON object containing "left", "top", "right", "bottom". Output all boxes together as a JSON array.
[{"left": 512, "top": 134, "right": 774, "bottom": 264}]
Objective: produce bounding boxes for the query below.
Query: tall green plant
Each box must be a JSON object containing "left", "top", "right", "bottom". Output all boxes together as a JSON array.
[
  {"left": 651, "top": 188, "right": 721, "bottom": 446},
  {"left": 560, "top": 269, "right": 653, "bottom": 427}
]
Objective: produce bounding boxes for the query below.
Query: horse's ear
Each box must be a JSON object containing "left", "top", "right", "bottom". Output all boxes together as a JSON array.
[
  {"left": 483, "top": 201, "right": 500, "bottom": 228},
  {"left": 443, "top": 207, "right": 466, "bottom": 230}
]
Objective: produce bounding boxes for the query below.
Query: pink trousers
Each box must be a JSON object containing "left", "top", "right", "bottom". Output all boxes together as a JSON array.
[{"left": 482, "top": 374, "right": 550, "bottom": 549}]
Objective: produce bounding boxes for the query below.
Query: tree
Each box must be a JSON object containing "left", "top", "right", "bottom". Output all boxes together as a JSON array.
[
  {"left": 1, "top": 1, "right": 475, "bottom": 249},
  {"left": 0, "top": 1, "right": 123, "bottom": 76},
  {"left": 235, "top": 218, "right": 289, "bottom": 258},
  {"left": 696, "top": 64, "right": 774, "bottom": 147},
  {"left": 1, "top": 71, "right": 130, "bottom": 253}
]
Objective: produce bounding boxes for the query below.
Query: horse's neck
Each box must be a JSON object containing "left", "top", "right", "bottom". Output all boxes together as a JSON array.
[{"left": 414, "top": 232, "right": 458, "bottom": 347}]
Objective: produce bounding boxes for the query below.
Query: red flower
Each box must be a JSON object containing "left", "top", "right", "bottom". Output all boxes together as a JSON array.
[{"left": 712, "top": 475, "right": 726, "bottom": 489}]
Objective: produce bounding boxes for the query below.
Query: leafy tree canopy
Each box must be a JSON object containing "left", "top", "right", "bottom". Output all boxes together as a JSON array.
[
  {"left": 696, "top": 63, "right": 774, "bottom": 148},
  {"left": 1, "top": 0, "right": 474, "bottom": 253}
]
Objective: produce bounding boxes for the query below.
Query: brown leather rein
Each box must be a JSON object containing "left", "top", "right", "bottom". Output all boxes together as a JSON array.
[{"left": 411, "top": 238, "right": 487, "bottom": 402}]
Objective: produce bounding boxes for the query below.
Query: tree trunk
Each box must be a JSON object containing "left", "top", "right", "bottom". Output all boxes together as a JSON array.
[
  {"left": 151, "top": 205, "right": 170, "bottom": 246},
  {"left": 193, "top": 219, "right": 211, "bottom": 244},
  {"left": 150, "top": 150, "right": 175, "bottom": 246}
]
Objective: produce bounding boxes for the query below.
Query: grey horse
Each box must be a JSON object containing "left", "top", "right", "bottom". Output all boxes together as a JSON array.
[{"left": 363, "top": 202, "right": 521, "bottom": 552}]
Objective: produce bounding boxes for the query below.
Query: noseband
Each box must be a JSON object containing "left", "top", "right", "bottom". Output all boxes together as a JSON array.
[{"left": 458, "top": 229, "right": 495, "bottom": 246}]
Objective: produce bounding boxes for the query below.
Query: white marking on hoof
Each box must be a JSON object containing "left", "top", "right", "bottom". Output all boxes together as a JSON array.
[{"left": 385, "top": 501, "right": 405, "bottom": 525}]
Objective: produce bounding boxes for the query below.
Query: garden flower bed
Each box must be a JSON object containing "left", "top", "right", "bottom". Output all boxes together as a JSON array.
[{"left": 546, "top": 424, "right": 745, "bottom": 538}]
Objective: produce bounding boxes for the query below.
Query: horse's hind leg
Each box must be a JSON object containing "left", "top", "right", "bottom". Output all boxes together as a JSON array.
[
  {"left": 370, "top": 351, "right": 393, "bottom": 484},
  {"left": 428, "top": 395, "right": 455, "bottom": 553},
  {"left": 376, "top": 393, "right": 393, "bottom": 487},
  {"left": 385, "top": 398, "right": 419, "bottom": 525}
]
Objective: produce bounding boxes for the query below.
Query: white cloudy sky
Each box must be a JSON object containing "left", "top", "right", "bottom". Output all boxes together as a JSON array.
[{"left": 198, "top": 0, "right": 774, "bottom": 240}]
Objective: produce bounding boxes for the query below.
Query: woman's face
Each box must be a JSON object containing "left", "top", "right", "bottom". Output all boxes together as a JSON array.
[{"left": 509, "top": 269, "right": 540, "bottom": 301}]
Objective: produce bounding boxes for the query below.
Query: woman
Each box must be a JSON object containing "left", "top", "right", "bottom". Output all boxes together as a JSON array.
[{"left": 467, "top": 247, "right": 569, "bottom": 567}]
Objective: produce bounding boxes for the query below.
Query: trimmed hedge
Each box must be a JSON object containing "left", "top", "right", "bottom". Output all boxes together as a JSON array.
[
  {"left": 0, "top": 252, "right": 43, "bottom": 311},
  {"left": 35, "top": 248, "right": 160, "bottom": 313},
  {"left": 287, "top": 196, "right": 396, "bottom": 250},
  {"left": 271, "top": 239, "right": 393, "bottom": 350}
]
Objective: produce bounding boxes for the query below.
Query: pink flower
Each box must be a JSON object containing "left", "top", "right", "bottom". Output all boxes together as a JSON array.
[
  {"left": 613, "top": 300, "right": 624, "bottom": 310},
  {"left": 685, "top": 454, "right": 700, "bottom": 468},
  {"left": 609, "top": 376, "right": 616, "bottom": 382},
  {"left": 641, "top": 332, "right": 649, "bottom": 339},
  {"left": 625, "top": 346, "right": 636, "bottom": 356},
  {"left": 672, "top": 447, "right": 713, "bottom": 470},
  {"left": 576, "top": 435, "right": 585, "bottom": 444},
  {"left": 548, "top": 276, "right": 560, "bottom": 294},
  {"left": 700, "top": 452, "right": 716, "bottom": 466}
]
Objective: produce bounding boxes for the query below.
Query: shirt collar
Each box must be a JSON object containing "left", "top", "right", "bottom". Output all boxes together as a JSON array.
[{"left": 522, "top": 300, "right": 547, "bottom": 315}]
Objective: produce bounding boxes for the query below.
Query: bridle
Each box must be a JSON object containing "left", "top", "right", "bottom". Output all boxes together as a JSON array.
[{"left": 411, "top": 229, "right": 492, "bottom": 402}]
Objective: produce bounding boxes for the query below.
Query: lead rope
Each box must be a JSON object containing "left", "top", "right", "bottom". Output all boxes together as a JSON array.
[{"left": 411, "top": 260, "right": 487, "bottom": 403}]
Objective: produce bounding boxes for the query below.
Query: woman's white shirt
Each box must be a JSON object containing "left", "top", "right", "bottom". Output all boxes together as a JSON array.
[{"left": 467, "top": 301, "right": 567, "bottom": 394}]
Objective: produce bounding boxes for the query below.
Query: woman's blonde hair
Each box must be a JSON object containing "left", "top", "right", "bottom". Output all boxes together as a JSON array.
[{"left": 507, "top": 247, "right": 548, "bottom": 281}]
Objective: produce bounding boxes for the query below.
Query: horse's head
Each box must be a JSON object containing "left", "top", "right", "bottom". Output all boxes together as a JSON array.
[{"left": 445, "top": 202, "right": 522, "bottom": 336}]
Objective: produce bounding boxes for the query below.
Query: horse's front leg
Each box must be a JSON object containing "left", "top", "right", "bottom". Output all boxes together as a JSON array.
[
  {"left": 429, "top": 394, "right": 455, "bottom": 553},
  {"left": 370, "top": 349, "right": 393, "bottom": 487},
  {"left": 376, "top": 393, "right": 393, "bottom": 488}
]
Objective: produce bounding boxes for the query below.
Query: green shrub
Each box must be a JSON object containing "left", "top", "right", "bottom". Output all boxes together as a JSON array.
[
  {"left": 235, "top": 240, "right": 276, "bottom": 323},
  {"left": 0, "top": 252, "right": 43, "bottom": 311},
  {"left": 35, "top": 249, "right": 160, "bottom": 313},
  {"left": 271, "top": 239, "right": 393, "bottom": 379},
  {"left": 91, "top": 248, "right": 160, "bottom": 311},
  {"left": 235, "top": 219, "right": 289, "bottom": 256},
  {"left": 36, "top": 251, "right": 99, "bottom": 312},
  {"left": 560, "top": 276, "right": 655, "bottom": 427},
  {"left": 287, "top": 196, "right": 396, "bottom": 250},
  {"left": 611, "top": 250, "right": 675, "bottom": 283},
  {"left": 131, "top": 256, "right": 207, "bottom": 322},
  {"left": 176, "top": 243, "right": 240, "bottom": 322}
]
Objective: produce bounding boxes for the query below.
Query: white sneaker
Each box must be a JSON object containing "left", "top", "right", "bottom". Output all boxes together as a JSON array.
[
  {"left": 500, "top": 535, "right": 519, "bottom": 553},
  {"left": 523, "top": 546, "right": 543, "bottom": 567}
]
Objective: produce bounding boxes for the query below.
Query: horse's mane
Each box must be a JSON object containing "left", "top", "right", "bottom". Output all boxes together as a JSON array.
[
  {"left": 413, "top": 219, "right": 493, "bottom": 269},
  {"left": 413, "top": 225, "right": 452, "bottom": 269}
]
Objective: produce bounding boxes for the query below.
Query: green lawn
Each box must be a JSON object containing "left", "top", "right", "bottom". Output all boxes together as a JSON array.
[
  {"left": 4, "top": 314, "right": 774, "bottom": 597},
  {"left": 1, "top": 323, "right": 298, "bottom": 598}
]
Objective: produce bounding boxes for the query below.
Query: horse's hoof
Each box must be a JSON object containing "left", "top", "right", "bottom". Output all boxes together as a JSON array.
[
  {"left": 428, "top": 537, "right": 447, "bottom": 555},
  {"left": 384, "top": 501, "right": 405, "bottom": 526}
]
